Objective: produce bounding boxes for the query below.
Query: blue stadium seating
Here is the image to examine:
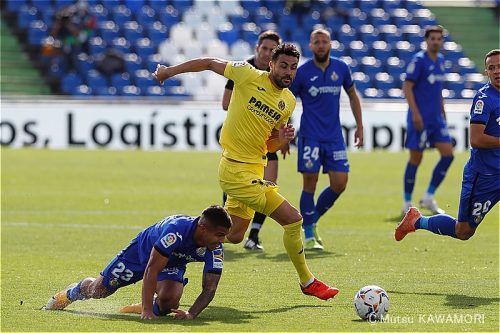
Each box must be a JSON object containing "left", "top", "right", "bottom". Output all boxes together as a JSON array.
[
  {"left": 7, "top": 0, "right": 480, "bottom": 98},
  {"left": 61, "top": 73, "right": 82, "bottom": 94}
]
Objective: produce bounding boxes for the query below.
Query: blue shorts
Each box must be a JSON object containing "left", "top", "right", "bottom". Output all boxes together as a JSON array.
[
  {"left": 405, "top": 120, "right": 452, "bottom": 151},
  {"left": 457, "top": 164, "right": 499, "bottom": 228},
  {"left": 100, "top": 240, "right": 187, "bottom": 292},
  {"left": 297, "top": 137, "right": 349, "bottom": 173}
]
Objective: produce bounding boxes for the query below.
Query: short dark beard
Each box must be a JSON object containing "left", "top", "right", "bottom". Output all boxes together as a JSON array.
[{"left": 314, "top": 53, "right": 330, "bottom": 63}]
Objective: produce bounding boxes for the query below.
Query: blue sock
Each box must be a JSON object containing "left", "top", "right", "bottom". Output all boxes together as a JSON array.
[
  {"left": 404, "top": 162, "right": 418, "bottom": 202},
  {"left": 427, "top": 156, "right": 454, "bottom": 194},
  {"left": 67, "top": 280, "right": 85, "bottom": 301},
  {"left": 152, "top": 301, "right": 168, "bottom": 316},
  {"left": 415, "top": 214, "right": 457, "bottom": 238},
  {"left": 315, "top": 187, "right": 340, "bottom": 220},
  {"left": 300, "top": 191, "right": 315, "bottom": 239}
]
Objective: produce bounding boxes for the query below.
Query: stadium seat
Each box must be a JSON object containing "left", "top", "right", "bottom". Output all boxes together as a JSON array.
[
  {"left": 387, "top": 88, "right": 404, "bottom": 98},
  {"left": 146, "top": 86, "right": 166, "bottom": 97},
  {"left": 370, "top": 8, "right": 391, "bottom": 26},
  {"left": 147, "top": 22, "right": 169, "bottom": 45},
  {"left": 205, "top": 40, "right": 230, "bottom": 58},
  {"left": 460, "top": 89, "right": 476, "bottom": 99},
  {"left": 111, "top": 5, "right": 132, "bottom": 26},
  {"left": 394, "top": 9, "right": 414, "bottom": 26},
  {"left": 73, "top": 84, "right": 92, "bottom": 96},
  {"left": 352, "top": 72, "right": 371, "bottom": 92},
  {"left": 54, "top": 0, "right": 73, "bottom": 10},
  {"left": 241, "top": 23, "right": 260, "bottom": 46},
  {"left": 61, "top": 73, "right": 83, "bottom": 94},
  {"left": 330, "top": 40, "right": 345, "bottom": 58},
  {"left": 182, "top": 41, "right": 204, "bottom": 58},
  {"left": 164, "top": 86, "right": 191, "bottom": 98},
  {"left": 372, "top": 41, "right": 394, "bottom": 62},
  {"left": 134, "top": 69, "right": 155, "bottom": 90},
  {"left": 361, "top": 56, "right": 383, "bottom": 77},
  {"left": 90, "top": 4, "right": 109, "bottom": 24},
  {"left": 337, "top": 25, "right": 357, "bottom": 45},
  {"left": 375, "top": 72, "right": 396, "bottom": 91},
  {"left": 302, "top": 11, "right": 322, "bottom": 29},
  {"left": 149, "top": 0, "right": 169, "bottom": 13},
  {"left": 120, "top": 85, "right": 142, "bottom": 97},
  {"left": 347, "top": 9, "right": 368, "bottom": 30},
  {"left": 218, "top": 23, "right": 239, "bottom": 47},
  {"left": 135, "top": 38, "right": 156, "bottom": 59},
  {"left": 359, "top": 24, "right": 380, "bottom": 45},
  {"left": 169, "top": 23, "right": 194, "bottom": 46},
  {"left": 76, "top": 53, "right": 95, "bottom": 77},
  {"left": 206, "top": 7, "right": 229, "bottom": 29},
  {"left": 194, "top": 23, "right": 217, "bottom": 46},
  {"left": 125, "top": 0, "right": 145, "bottom": 12},
  {"left": 158, "top": 39, "right": 180, "bottom": 63},
  {"left": 349, "top": 41, "right": 369, "bottom": 59},
  {"left": 183, "top": 8, "right": 204, "bottom": 28},
  {"left": 386, "top": 56, "right": 406, "bottom": 81},
  {"left": 359, "top": 0, "right": 378, "bottom": 13},
  {"left": 28, "top": 20, "right": 48, "bottom": 46},
  {"left": 406, "top": 0, "right": 424, "bottom": 11},
  {"left": 101, "top": 0, "right": 120, "bottom": 12},
  {"left": 363, "top": 87, "right": 384, "bottom": 98},
  {"left": 41, "top": 8, "right": 55, "bottom": 26},
  {"left": 278, "top": 13, "right": 300, "bottom": 34},
  {"left": 137, "top": 6, "right": 156, "bottom": 27},
  {"left": 86, "top": 70, "right": 108, "bottom": 91},
  {"left": 240, "top": 0, "right": 262, "bottom": 13},
  {"left": 325, "top": 15, "right": 346, "bottom": 29},
  {"left": 230, "top": 40, "right": 252, "bottom": 60},
  {"left": 17, "top": 6, "right": 39, "bottom": 30},
  {"left": 123, "top": 21, "right": 144, "bottom": 44},
  {"left": 111, "top": 37, "right": 131, "bottom": 54},
  {"left": 219, "top": 0, "right": 244, "bottom": 16},
  {"left": 6, "top": 0, "right": 27, "bottom": 12},
  {"left": 442, "top": 88, "right": 456, "bottom": 99},
  {"left": 111, "top": 73, "right": 132, "bottom": 89},
  {"left": 146, "top": 54, "right": 163, "bottom": 72},
  {"left": 95, "top": 86, "right": 118, "bottom": 96},
  {"left": 394, "top": 41, "right": 416, "bottom": 63},
  {"left": 124, "top": 53, "right": 143, "bottom": 72},
  {"left": 99, "top": 21, "right": 120, "bottom": 44},
  {"left": 383, "top": 0, "right": 402, "bottom": 12},
  {"left": 171, "top": 0, "right": 193, "bottom": 14},
  {"left": 159, "top": 6, "right": 181, "bottom": 26}
]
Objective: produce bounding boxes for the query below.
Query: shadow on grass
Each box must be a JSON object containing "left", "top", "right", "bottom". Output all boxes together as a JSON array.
[
  {"left": 388, "top": 290, "right": 500, "bottom": 309},
  {"left": 384, "top": 214, "right": 404, "bottom": 223},
  {"left": 61, "top": 304, "right": 328, "bottom": 325},
  {"left": 224, "top": 249, "right": 344, "bottom": 262}
]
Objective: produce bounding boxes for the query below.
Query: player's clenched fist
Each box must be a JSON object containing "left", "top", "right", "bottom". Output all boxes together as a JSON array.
[{"left": 152, "top": 64, "right": 171, "bottom": 85}]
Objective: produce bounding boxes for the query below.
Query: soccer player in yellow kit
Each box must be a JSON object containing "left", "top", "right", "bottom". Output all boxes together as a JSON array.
[{"left": 153, "top": 43, "right": 338, "bottom": 300}]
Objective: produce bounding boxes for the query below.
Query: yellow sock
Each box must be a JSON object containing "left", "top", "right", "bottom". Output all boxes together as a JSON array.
[{"left": 282, "top": 220, "right": 313, "bottom": 285}]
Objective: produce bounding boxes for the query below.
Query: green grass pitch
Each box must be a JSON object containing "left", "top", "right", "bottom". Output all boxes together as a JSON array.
[{"left": 1, "top": 149, "right": 498, "bottom": 332}]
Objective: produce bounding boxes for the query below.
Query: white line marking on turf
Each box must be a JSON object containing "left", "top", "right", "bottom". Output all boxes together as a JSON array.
[
  {"left": 2, "top": 221, "right": 144, "bottom": 230},
  {"left": 2, "top": 209, "right": 167, "bottom": 215}
]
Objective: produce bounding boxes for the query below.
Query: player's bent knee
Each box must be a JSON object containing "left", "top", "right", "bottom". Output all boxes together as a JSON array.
[
  {"left": 455, "top": 223, "right": 475, "bottom": 241},
  {"left": 226, "top": 233, "right": 245, "bottom": 244}
]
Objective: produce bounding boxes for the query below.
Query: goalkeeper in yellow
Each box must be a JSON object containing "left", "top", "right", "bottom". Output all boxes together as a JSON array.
[{"left": 152, "top": 43, "right": 338, "bottom": 300}]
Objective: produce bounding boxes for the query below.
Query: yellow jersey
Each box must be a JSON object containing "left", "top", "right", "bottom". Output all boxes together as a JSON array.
[{"left": 221, "top": 61, "right": 296, "bottom": 165}]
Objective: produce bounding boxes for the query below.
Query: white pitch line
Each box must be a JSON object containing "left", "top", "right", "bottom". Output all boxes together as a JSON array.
[
  {"left": 2, "top": 209, "right": 168, "bottom": 216},
  {"left": 2, "top": 221, "right": 144, "bottom": 230}
]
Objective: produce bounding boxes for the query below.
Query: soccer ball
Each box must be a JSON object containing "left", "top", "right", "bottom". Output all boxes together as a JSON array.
[{"left": 354, "top": 285, "right": 390, "bottom": 321}]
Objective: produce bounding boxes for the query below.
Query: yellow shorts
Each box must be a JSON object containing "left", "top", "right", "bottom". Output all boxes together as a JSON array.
[{"left": 218, "top": 157, "right": 286, "bottom": 220}]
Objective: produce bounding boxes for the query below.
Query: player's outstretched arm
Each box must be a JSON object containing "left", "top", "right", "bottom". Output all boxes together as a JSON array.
[
  {"left": 172, "top": 272, "right": 221, "bottom": 320},
  {"left": 470, "top": 123, "right": 500, "bottom": 148},
  {"left": 152, "top": 58, "right": 228, "bottom": 85},
  {"left": 141, "top": 248, "right": 168, "bottom": 320}
]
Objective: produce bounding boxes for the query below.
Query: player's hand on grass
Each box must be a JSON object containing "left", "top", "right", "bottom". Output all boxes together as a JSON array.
[
  {"left": 412, "top": 112, "right": 424, "bottom": 131},
  {"left": 171, "top": 309, "right": 194, "bottom": 320},
  {"left": 140, "top": 309, "right": 157, "bottom": 320},
  {"left": 152, "top": 64, "right": 171, "bottom": 85}
]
